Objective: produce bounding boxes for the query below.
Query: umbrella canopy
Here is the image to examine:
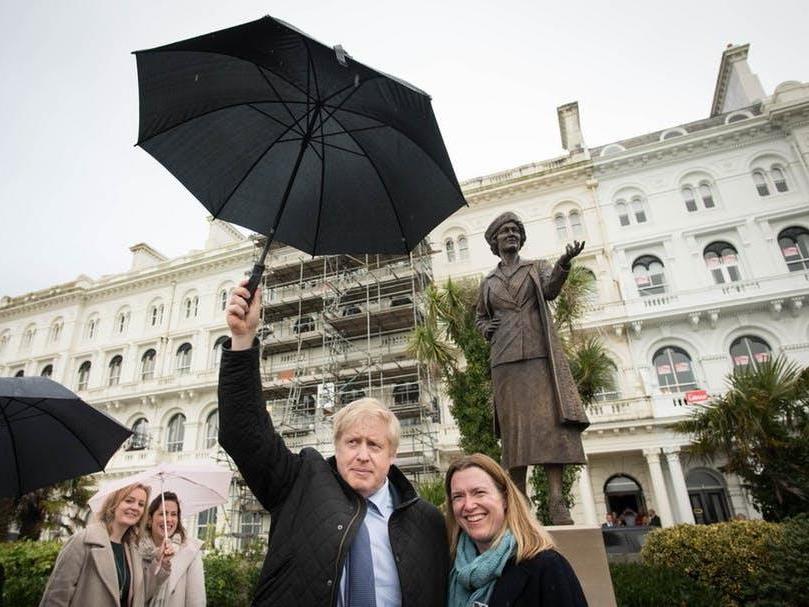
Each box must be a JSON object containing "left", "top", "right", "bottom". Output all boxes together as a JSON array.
[
  {"left": 134, "top": 15, "right": 466, "bottom": 291},
  {"left": 0, "top": 377, "right": 132, "bottom": 498},
  {"left": 89, "top": 462, "right": 233, "bottom": 518}
]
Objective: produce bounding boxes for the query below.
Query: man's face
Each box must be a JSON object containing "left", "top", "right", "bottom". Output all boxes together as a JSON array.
[
  {"left": 495, "top": 222, "right": 521, "bottom": 256},
  {"left": 335, "top": 416, "right": 396, "bottom": 497}
]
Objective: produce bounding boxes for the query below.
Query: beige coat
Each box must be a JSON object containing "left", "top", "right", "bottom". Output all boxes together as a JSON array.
[
  {"left": 141, "top": 536, "right": 206, "bottom": 607},
  {"left": 40, "top": 522, "right": 161, "bottom": 607}
]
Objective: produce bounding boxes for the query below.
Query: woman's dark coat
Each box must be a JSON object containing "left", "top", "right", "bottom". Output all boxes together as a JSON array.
[{"left": 487, "top": 549, "right": 588, "bottom": 607}]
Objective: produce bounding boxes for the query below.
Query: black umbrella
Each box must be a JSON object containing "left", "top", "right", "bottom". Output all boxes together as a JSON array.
[
  {"left": 0, "top": 377, "right": 132, "bottom": 498},
  {"left": 134, "top": 15, "right": 466, "bottom": 294}
]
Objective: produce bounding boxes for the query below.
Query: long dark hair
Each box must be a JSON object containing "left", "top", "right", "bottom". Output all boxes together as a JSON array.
[{"left": 147, "top": 491, "right": 187, "bottom": 544}]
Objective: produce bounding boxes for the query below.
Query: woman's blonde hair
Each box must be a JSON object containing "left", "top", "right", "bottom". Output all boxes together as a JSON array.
[
  {"left": 97, "top": 482, "right": 151, "bottom": 545},
  {"left": 444, "top": 453, "right": 554, "bottom": 562}
]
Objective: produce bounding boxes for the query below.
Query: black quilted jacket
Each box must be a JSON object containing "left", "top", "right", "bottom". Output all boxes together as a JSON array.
[{"left": 218, "top": 340, "right": 450, "bottom": 607}]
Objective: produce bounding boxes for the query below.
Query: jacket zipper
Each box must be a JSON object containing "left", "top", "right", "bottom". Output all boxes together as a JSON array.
[{"left": 330, "top": 494, "right": 364, "bottom": 607}]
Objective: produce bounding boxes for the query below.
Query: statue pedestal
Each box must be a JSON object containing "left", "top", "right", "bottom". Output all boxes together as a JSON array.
[{"left": 546, "top": 525, "right": 616, "bottom": 607}]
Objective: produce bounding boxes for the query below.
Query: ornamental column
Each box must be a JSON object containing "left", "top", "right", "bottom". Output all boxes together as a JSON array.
[
  {"left": 643, "top": 449, "right": 674, "bottom": 526},
  {"left": 577, "top": 462, "right": 598, "bottom": 526},
  {"left": 664, "top": 447, "right": 695, "bottom": 523}
]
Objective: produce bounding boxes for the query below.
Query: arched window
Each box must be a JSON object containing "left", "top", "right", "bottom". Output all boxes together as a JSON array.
[
  {"left": 22, "top": 325, "right": 36, "bottom": 349},
  {"left": 604, "top": 474, "right": 646, "bottom": 521},
  {"left": 445, "top": 238, "right": 456, "bottom": 263},
  {"left": 777, "top": 226, "right": 809, "bottom": 272},
  {"left": 218, "top": 288, "right": 231, "bottom": 312},
  {"left": 682, "top": 187, "right": 697, "bottom": 212},
  {"left": 14, "top": 369, "right": 25, "bottom": 377},
  {"left": 703, "top": 242, "right": 741, "bottom": 284},
  {"left": 615, "top": 201, "right": 630, "bottom": 227},
  {"left": 630, "top": 197, "right": 647, "bottom": 223},
  {"left": 166, "top": 413, "right": 186, "bottom": 452},
  {"left": 0, "top": 331, "right": 10, "bottom": 352},
  {"left": 652, "top": 346, "right": 697, "bottom": 393},
  {"left": 149, "top": 303, "right": 164, "bottom": 327},
  {"left": 129, "top": 418, "right": 149, "bottom": 450},
  {"left": 141, "top": 349, "right": 157, "bottom": 380},
  {"left": 176, "top": 343, "right": 193, "bottom": 375},
  {"left": 85, "top": 318, "right": 97, "bottom": 340},
  {"left": 686, "top": 469, "right": 730, "bottom": 524},
  {"left": 699, "top": 183, "right": 715, "bottom": 208},
  {"left": 729, "top": 336, "right": 772, "bottom": 367},
  {"left": 108, "top": 355, "right": 123, "bottom": 386},
  {"left": 569, "top": 211, "right": 584, "bottom": 237},
  {"left": 116, "top": 311, "right": 130, "bottom": 335},
  {"left": 632, "top": 255, "right": 666, "bottom": 296},
  {"left": 554, "top": 214, "right": 568, "bottom": 240},
  {"left": 77, "top": 361, "right": 92, "bottom": 391},
  {"left": 457, "top": 235, "right": 469, "bottom": 260},
  {"left": 211, "top": 335, "right": 228, "bottom": 368},
  {"left": 50, "top": 321, "right": 62, "bottom": 343},
  {"left": 184, "top": 295, "right": 199, "bottom": 319},
  {"left": 205, "top": 410, "right": 219, "bottom": 449},
  {"left": 40, "top": 364, "right": 53, "bottom": 378},
  {"left": 771, "top": 167, "right": 788, "bottom": 193},
  {"left": 753, "top": 171, "right": 770, "bottom": 197}
]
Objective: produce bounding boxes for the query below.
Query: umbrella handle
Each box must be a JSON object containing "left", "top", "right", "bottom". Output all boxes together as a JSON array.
[{"left": 246, "top": 263, "right": 265, "bottom": 301}]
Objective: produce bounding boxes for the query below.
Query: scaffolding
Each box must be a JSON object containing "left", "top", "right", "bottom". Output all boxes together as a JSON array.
[{"left": 254, "top": 240, "right": 441, "bottom": 481}]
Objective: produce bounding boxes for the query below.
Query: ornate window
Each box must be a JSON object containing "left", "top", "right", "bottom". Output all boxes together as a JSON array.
[
  {"left": 85, "top": 317, "right": 98, "bottom": 340},
  {"left": 205, "top": 410, "right": 219, "bottom": 449},
  {"left": 166, "top": 413, "right": 186, "bottom": 452},
  {"left": 652, "top": 346, "right": 697, "bottom": 393},
  {"left": 615, "top": 202, "right": 630, "bottom": 227},
  {"left": 211, "top": 335, "right": 228, "bottom": 369},
  {"left": 703, "top": 241, "right": 741, "bottom": 284},
  {"left": 176, "top": 343, "right": 193, "bottom": 375},
  {"left": 50, "top": 321, "right": 62, "bottom": 343},
  {"left": 129, "top": 418, "right": 150, "bottom": 450},
  {"left": 729, "top": 336, "right": 772, "bottom": 368},
  {"left": 149, "top": 303, "right": 164, "bottom": 327},
  {"left": 554, "top": 214, "right": 568, "bottom": 240},
  {"left": 108, "top": 355, "right": 123, "bottom": 386},
  {"left": 615, "top": 194, "right": 648, "bottom": 227},
  {"left": 14, "top": 370, "right": 24, "bottom": 378},
  {"left": 77, "top": 360, "right": 92, "bottom": 391},
  {"left": 753, "top": 171, "right": 770, "bottom": 196},
  {"left": 22, "top": 325, "right": 36, "bottom": 350},
  {"left": 141, "top": 349, "right": 157, "bottom": 380},
  {"left": 218, "top": 288, "right": 231, "bottom": 312},
  {"left": 631, "top": 197, "right": 647, "bottom": 223},
  {"left": 632, "top": 255, "right": 666, "bottom": 296},
  {"left": 184, "top": 295, "right": 199, "bottom": 319},
  {"left": 752, "top": 162, "right": 790, "bottom": 197},
  {"left": 778, "top": 226, "right": 809, "bottom": 272},
  {"left": 40, "top": 364, "right": 53, "bottom": 378},
  {"left": 457, "top": 235, "right": 469, "bottom": 260},
  {"left": 771, "top": 167, "right": 788, "bottom": 192},
  {"left": 445, "top": 238, "right": 456, "bottom": 263},
  {"left": 115, "top": 311, "right": 130, "bottom": 335}
]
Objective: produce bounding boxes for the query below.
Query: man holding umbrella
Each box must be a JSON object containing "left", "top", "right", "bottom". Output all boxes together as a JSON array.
[{"left": 218, "top": 282, "right": 449, "bottom": 606}]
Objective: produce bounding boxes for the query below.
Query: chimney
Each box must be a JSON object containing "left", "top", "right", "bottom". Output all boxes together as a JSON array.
[{"left": 557, "top": 102, "right": 586, "bottom": 153}]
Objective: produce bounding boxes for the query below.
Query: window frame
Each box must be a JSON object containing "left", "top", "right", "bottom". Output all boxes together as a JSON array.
[
  {"left": 108, "top": 355, "right": 123, "bottom": 386},
  {"left": 777, "top": 226, "right": 809, "bottom": 272},
  {"left": 631, "top": 255, "right": 667, "bottom": 296},
  {"left": 703, "top": 241, "right": 741, "bottom": 284},
  {"left": 166, "top": 413, "right": 186, "bottom": 452},
  {"left": 652, "top": 346, "right": 697, "bottom": 393},
  {"left": 175, "top": 342, "right": 193, "bottom": 375}
]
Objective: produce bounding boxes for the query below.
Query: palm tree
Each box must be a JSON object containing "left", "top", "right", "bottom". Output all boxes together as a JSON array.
[
  {"left": 9, "top": 476, "right": 94, "bottom": 540},
  {"left": 675, "top": 357, "right": 809, "bottom": 521}
]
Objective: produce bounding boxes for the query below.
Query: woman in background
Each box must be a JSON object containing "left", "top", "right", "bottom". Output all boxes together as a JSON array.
[
  {"left": 140, "top": 492, "right": 205, "bottom": 607},
  {"left": 445, "top": 454, "right": 587, "bottom": 607},
  {"left": 40, "top": 482, "right": 170, "bottom": 606}
]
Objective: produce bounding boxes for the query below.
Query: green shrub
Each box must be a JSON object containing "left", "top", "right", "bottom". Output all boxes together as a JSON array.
[
  {"left": 609, "top": 562, "right": 722, "bottom": 607},
  {"left": 641, "top": 520, "right": 782, "bottom": 606},
  {"left": 203, "top": 544, "right": 264, "bottom": 607},
  {"left": 0, "top": 540, "right": 61, "bottom": 606},
  {"left": 758, "top": 513, "right": 809, "bottom": 606}
]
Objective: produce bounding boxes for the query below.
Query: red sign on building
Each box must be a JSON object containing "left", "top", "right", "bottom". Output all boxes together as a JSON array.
[{"left": 685, "top": 389, "right": 709, "bottom": 404}]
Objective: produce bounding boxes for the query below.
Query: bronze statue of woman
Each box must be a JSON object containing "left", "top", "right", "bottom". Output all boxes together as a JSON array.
[{"left": 475, "top": 211, "right": 589, "bottom": 525}]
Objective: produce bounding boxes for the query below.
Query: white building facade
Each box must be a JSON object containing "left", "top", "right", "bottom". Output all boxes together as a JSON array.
[{"left": 2, "top": 44, "right": 808, "bottom": 534}]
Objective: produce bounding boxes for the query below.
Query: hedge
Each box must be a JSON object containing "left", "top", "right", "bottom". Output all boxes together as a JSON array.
[
  {"left": 641, "top": 520, "right": 782, "bottom": 606},
  {"left": 609, "top": 562, "right": 722, "bottom": 607}
]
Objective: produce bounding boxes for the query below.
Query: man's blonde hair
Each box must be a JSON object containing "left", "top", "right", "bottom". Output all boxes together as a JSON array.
[
  {"left": 445, "top": 453, "right": 555, "bottom": 562},
  {"left": 332, "top": 398, "right": 400, "bottom": 454}
]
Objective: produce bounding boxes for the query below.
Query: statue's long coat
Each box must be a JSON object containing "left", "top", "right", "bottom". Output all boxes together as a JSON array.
[{"left": 476, "top": 258, "right": 588, "bottom": 467}]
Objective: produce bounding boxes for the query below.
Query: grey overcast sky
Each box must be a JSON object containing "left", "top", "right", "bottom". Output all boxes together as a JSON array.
[{"left": 1, "top": 0, "right": 807, "bottom": 297}]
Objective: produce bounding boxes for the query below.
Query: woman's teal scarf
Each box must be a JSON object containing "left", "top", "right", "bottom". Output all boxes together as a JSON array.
[{"left": 447, "top": 530, "right": 516, "bottom": 607}]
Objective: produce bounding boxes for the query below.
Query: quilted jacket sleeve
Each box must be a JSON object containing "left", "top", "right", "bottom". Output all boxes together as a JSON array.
[{"left": 218, "top": 338, "right": 301, "bottom": 511}]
